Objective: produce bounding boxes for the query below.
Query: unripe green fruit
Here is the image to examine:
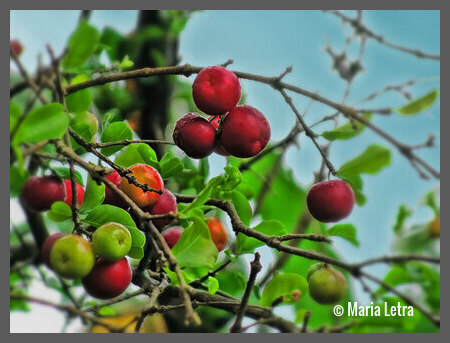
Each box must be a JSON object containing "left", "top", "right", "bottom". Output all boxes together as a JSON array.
[
  {"left": 308, "top": 266, "right": 347, "bottom": 304},
  {"left": 92, "top": 222, "right": 132, "bottom": 261},
  {"left": 50, "top": 234, "right": 95, "bottom": 279},
  {"left": 307, "top": 262, "right": 326, "bottom": 282}
]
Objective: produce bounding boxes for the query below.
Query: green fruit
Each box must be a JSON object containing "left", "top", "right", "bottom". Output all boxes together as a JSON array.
[
  {"left": 308, "top": 266, "right": 347, "bottom": 304},
  {"left": 49, "top": 234, "right": 95, "bottom": 279},
  {"left": 307, "top": 262, "right": 326, "bottom": 282},
  {"left": 92, "top": 222, "right": 132, "bottom": 261}
]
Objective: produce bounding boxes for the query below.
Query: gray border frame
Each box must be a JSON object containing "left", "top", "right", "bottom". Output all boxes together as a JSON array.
[{"left": 5, "top": 2, "right": 444, "bottom": 341}]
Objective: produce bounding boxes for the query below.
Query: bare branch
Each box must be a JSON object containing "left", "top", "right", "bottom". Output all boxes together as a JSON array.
[
  {"left": 230, "top": 252, "right": 262, "bottom": 333},
  {"left": 324, "top": 10, "right": 440, "bottom": 61}
]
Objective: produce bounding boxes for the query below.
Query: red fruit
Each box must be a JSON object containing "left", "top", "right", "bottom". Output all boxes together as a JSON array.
[
  {"left": 162, "top": 227, "right": 183, "bottom": 249},
  {"left": 209, "top": 116, "right": 230, "bottom": 156},
  {"left": 119, "top": 164, "right": 164, "bottom": 208},
  {"left": 63, "top": 180, "right": 85, "bottom": 207},
  {"left": 41, "top": 233, "right": 65, "bottom": 267},
  {"left": 206, "top": 218, "right": 228, "bottom": 251},
  {"left": 103, "top": 169, "right": 128, "bottom": 209},
  {"left": 192, "top": 66, "right": 241, "bottom": 116},
  {"left": 173, "top": 113, "right": 216, "bottom": 159},
  {"left": 82, "top": 258, "right": 132, "bottom": 299},
  {"left": 20, "top": 176, "right": 67, "bottom": 212},
  {"left": 307, "top": 180, "right": 355, "bottom": 223},
  {"left": 143, "top": 189, "right": 177, "bottom": 230},
  {"left": 219, "top": 105, "right": 271, "bottom": 158},
  {"left": 10, "top": 40, "right": 23, "bottom": 57}
]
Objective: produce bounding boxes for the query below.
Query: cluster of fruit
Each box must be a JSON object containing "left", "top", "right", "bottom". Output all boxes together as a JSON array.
[
  {"left": 20, "top": 162, "right": 229, "bottom": 299},
  {"left": 42, "top": 223, "right": 132, "bottom": 300},
  {"left": 173, "top": 66, "right": 271, "bottom": 159},
  {"left": 162, "top": 217, "right": 228, "bottom": 252}
]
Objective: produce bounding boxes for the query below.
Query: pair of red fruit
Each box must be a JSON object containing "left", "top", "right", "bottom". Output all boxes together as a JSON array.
[
  {"left": 173, "top": 66, "right": 271, "bottom": 159},
  {"left": 20, "top": 176, "right": 85, "bottom": 212}
]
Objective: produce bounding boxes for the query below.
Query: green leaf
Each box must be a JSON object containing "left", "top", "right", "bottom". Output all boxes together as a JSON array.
[
  {"left": 10, "top": 101, "right": 21, "bottom": 132},
  {"left": 53, "top": 167, "right": 84, "bottom": 187},
  {"left": 48, "top": 202, "right": 73, "bottom": 222},
  {"left": 128, "top": 246, "right": 144, "bottom": 259},
  {"left": 119, "top": 55, "right": 134, "bottom": 70},
  {"left": 10, "top": 290, "right": 30, "bottom": 312},
  {"left": 260, "top": 273, "right": 308, "bottom": 307},
  {"left": 231, "top": 190, "right": 252, "bottom": 226},
  {"left": 327, "top": 223, "right": 359, "bottom": 246},
  {"left": 392, "top": 225, "right": 434, "bottom": 254},
  {"left": 181, "top": 176, "right": 223, "bottom": 214},
  {"left": 393, "top": 204, "right": 412, "bottom": 234},
  {"left": 423, "top": 191, "right": 440, "bottom": 216},
  {"left": 199, "top": 158, "right": 209, "bottom": 179},
  {"left": 66, "top": 75, "right": 92, "bottom": 114},
  {"left": 10, "top": 165, "right": 29, "bottom": 197},
  {"left": 171, "top": 217, "right": 218, "bottom": 268},
  {"left": 204, "top": 276, "right": 220, "bottom": 294},
  {"left": 337, "top": 144, "right": 391, "bottom": 176},
  {"left": 163, "top": 267, "right": 209, "bottom": 286},
  {"left": 70, "top": 121, "right": 93, "bottom": 154},
  {"left": 13, "top": 103, "right": 69, "bottom": 145},
  {"left": 254, "top": 156, "right": 307, "bottom": 232},
  {"left": 83, "top": 205, "right": 145, "bottom": 248},
  {"left": 100, "top": 27, "right": 124, "bottom": 62},
  {"left": 237, "top": 220, "right": 286, "bottom": 254},
  {"left": 160, "top": 151, "right": 183, "bottom": 179},
  {"left": 62, "top": 20, "right": 101, "bottom": 69},
  {"left": 395, "top": 89, "right": 439, "bottom": 115},
  {"left": 98, "top": 306, "right": 116, "bottom": 317},
  {"left": 322, "top": 114, "right": 372, "bottom": 141},
  {"left": 79, "top": 174, "right": 105, "bottom": 214},
  {"left": 115, "top": 143, "right": 159, "bottom": 169},
  {"left": 221, "top": 165, "right": 242, "bottom": 191},
  {"left": 338, "top": 174, "right": 366, "bottom": 206},
  {"left": 12, "top": 145, "right": 25, "bottom": 171},
  {"left": 100, "top": 121, "right": 133, "bottom": 156},
  {"left": 170, "top": 15, "right": 189, "bottom": 35},
  {"left": 215, "top": 269, "right": 247, "bottom": 296}
]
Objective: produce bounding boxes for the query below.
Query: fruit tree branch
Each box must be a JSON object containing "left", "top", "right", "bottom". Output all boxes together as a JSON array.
[
  {"left": 324, "top": 10, "right": 440, "bottom": 61},
  {"left": 229, "top": 252, "right": 262, "bottom": 333},
  {"left": 175, "top": 193, "right": 440, "bottom": 326},
  {"left": 63, "top": 63, "right": 439, "bottom": 180}
]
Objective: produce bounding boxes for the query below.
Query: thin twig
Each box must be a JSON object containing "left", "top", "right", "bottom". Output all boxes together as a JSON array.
[
  {"left": 62, "top": 63, "right": 439, "bottom": 179},
  {"left": 301, "top": 311, "right": 312, "bottom": 333},
  {"left": 92, "top": 139, "right": 175, "bottom": 148},
  {"left": 10, "top": 293, "right": 130, "bottom": 333},
  {"left": 277, "top": 88, "right": 336, "bottom": 175},
  {"left": 68, "top": 129, "right": 163, "bottom": 195},
  {"left": 324, "top": 10, "right": 440, "bottom": 61},
  {"left": 230, "top": 252, "right": 262, "bottom": 333},
  {"left": 353, "top": 254, "right": 440, "bottom": 269}
]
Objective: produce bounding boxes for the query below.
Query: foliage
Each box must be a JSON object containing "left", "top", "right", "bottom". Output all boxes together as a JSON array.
[{"left": 9, "top": 10, "right": 440, "bottom": 334}]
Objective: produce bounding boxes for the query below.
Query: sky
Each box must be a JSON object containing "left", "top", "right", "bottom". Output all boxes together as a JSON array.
[{"left": 10, "top": 10, "right": 440, "bottom": 332}]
